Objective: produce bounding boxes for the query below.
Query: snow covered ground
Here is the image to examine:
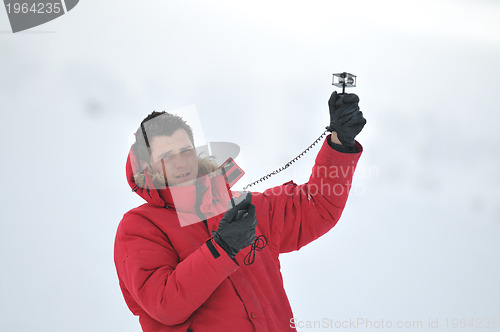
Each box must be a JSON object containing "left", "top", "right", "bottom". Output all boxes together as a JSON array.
[{"left": 1, "top": 1, "right": 499, "bottom": 331}]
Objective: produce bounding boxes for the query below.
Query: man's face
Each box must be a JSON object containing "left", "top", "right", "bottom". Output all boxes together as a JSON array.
[{"left": 149, "top": 129, "right": 199, "bottom": 187}]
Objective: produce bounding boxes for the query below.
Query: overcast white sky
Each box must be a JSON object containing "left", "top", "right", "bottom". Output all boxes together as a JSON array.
[{"left": 1, "top": 1, "right": 499, "bottom": 331}]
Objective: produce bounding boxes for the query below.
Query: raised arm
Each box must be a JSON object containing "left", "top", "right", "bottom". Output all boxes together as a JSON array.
[
  {"left": 255, "top": 136, "right": 363, "bottom": 253},
  {"left": 255, "top": 91, "right": 366, "bottom": 253}
]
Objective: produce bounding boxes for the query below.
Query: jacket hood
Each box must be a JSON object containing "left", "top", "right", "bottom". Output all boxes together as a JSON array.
[
  {"left": 126, "top": 146, "right": 166, "bottom": 207},
  {"left": 126, "top": 145, "right": 233, "bottom": 226}
]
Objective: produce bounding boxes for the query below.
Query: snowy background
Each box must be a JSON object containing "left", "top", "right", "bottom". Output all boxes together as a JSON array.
[{"left": 1, "top": 0, "right": 499, "bottom": 331}]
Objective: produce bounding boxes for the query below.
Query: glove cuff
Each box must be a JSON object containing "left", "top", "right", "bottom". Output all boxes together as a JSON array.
[
  {"left": 327, "top": 136, "right": 358, "bottom": 153},
  {"left": 212, "top": 231, "right": 239, "bottom": 258}
]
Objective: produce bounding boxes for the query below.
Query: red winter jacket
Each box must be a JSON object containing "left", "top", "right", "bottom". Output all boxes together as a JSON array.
[{"left": 114, "top": 136, "right": 362, "bottom": 332}]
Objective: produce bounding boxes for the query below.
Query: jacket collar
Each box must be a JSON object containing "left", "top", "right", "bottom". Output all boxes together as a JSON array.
[{"left": 126, "top": 146, "right": 232, "bottom": 227}]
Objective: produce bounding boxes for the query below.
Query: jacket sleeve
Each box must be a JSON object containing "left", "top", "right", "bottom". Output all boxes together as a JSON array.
[
  {"left": 114, "top": 216, "right": 239, "bottom": 326},
  {"left": 255, "top": 135, "right": 363, "bottom": 253}
]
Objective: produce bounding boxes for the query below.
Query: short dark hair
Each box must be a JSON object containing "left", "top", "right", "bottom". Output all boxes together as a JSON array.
[{"left": 133, "top": 111, "right": 194, "bottom": 167}]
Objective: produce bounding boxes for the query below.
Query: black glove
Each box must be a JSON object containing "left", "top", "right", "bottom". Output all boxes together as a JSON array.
[
  {"left": 213, "top": 192, "right": 257, "bottom": 258},
  {"left": 326, "top": 91, "right": 366, "bottom": 147}
]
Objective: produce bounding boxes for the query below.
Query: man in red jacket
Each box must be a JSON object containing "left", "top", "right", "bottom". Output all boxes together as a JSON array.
[{"left": 114, "top": 91, "right": 366, "bottom": 331}]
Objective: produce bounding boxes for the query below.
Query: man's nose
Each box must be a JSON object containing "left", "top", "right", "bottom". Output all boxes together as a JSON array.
[{"left": 170, "top": 153, "right": 188, "bottom": 168}]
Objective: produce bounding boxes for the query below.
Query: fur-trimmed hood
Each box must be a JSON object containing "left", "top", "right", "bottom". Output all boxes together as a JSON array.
[{"left": 126, "top": 144, "right": 230, "bottom": 214}]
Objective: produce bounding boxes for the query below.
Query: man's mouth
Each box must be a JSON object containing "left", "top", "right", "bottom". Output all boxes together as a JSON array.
[{"left": 175, "top": 172, "right": 191, "bottom": 180}]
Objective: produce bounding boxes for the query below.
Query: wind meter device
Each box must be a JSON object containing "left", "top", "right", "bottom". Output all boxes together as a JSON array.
[
  {"left": 220, "top": 157, "right": 245, "bottom": 189},
  {"left": 332, "top": 72, "right": 356, "bottom": 94},
  {"left": 219, "top": 157, "right": 246, "bottom": 208}
]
